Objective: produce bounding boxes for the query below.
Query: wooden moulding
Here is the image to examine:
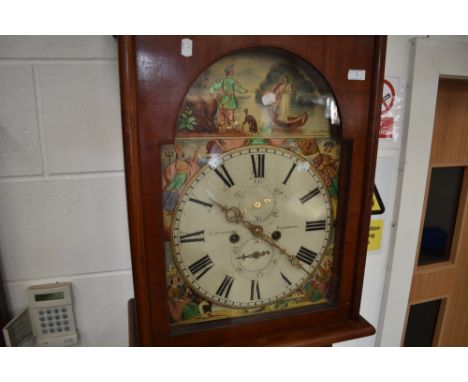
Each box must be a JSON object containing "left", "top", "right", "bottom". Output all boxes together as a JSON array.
[
  {"left": 350, "top": 36, "right": 387, "bottom": 319},
  {"left": 119, "top": 36, "right": 386, "bottom": 346},
  {"left": 406, "top": 78, "right": 468, "bottom": 346},
  {"left": 118, "top": 36, "right": 153, "bottom": 346}
]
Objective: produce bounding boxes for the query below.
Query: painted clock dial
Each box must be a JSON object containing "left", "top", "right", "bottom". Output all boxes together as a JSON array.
[{"left": 171, "top": 146, "right": 332, "bottom": 308}]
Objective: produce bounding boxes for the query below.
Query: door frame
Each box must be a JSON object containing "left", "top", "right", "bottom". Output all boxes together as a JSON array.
[{"left": 377, "top": 37, "right": 468, "bottom": 346}]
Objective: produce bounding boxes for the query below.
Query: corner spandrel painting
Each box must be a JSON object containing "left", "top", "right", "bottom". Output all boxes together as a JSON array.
[
  {"left": 160, "top": 138, "right": 340, "bottom": 328},
  {"left": 176, "top": 49, "right": 340, "bottom": 139}
]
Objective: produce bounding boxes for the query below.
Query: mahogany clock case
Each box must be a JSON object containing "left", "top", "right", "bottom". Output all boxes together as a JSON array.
[{"left": 118, "top": 36, "right": 386, "bottom": 346}]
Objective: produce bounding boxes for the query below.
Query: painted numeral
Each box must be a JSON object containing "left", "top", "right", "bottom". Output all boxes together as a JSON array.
[
  {"left": 251, "top": 154, "right": 265, "bottom": 178},
  {"left": 216, "top": 275, "right": 234, "bottom": 298},
  {"left": 189, "top": 197, "right": 213, "bottom": 209},
  {"left": 180, "top": 230, "right": 205, "bottom": 243},
  {"left": 299, "top": 188, "right": 320, "bottom": 204},
  {"left": 305, "top": 220, "right": 326, "bottom": 231},
  {"left": 280, "top": 272, "right": 292, "bottom": 286},
  {"left": 250, "top": 280, "right": 261, "bottom": 300},
  {"left": 214, "top": 164, "right": 235, "bottom": 188},
  {"left": 282, "top": 163, "right": 297, "bottom": 185},
  {"left": 188, "top": 255, "right": 213, "bottom": 280},
  {"left": 296, "top": 246, "right": 317, "bottom": 266}
]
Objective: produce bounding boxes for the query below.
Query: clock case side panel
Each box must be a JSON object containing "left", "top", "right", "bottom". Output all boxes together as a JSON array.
[
  {"left": 119, "top": 36, "right": 386, "bottom": 346},
  {"left": 331, "top": 36, "right": 387, "bottom": 327},
  {"left": 350, "top": 36, "right": 387, "bottom": 319},
  {"left": 118, "top": 36, "right": 157, "bottom": 346}
]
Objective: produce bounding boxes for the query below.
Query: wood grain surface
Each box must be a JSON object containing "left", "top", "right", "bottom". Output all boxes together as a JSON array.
[
  {"left": 408, "top": 78, "right": 468, "bottom": 346},
  {"left": 119, "top": 36, "right": 386, "bottom": 346}
]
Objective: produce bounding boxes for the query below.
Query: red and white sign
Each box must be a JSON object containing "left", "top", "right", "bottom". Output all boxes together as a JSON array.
[
  {"left": 380, "top": 116, "right": 394, "bottom": 138},
  {"left": 379, "top": 78, "right": 397, "bottom": 139}
]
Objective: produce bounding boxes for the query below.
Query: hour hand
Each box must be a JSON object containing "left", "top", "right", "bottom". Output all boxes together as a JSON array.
[
  {"left": 236, "top": 250, "right": 270, "bottom": 260},
  {"left": 209, "top": 198, "right": 244, "bottom": 225}
]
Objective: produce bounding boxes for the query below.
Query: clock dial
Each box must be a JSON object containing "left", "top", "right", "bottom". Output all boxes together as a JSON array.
[{"left": 171, "top": 145, "right": 332, "bottom": 308}]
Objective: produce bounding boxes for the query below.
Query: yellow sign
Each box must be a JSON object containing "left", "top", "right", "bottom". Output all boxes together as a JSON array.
[
  {"left": 371, "top": 185, "right": 385, "bottom": 215},
  {"left": 368, "top": 219, "right": 384, "bottom": 251}
]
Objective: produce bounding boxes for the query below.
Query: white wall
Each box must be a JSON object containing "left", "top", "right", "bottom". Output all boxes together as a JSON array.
[
  {"left": 0, "top": 36, "right": 134, "bottom": 346},
  {"left": 333, "top": 35, "right": 413, "bottom": 346},
  {"left": 377, "top": 36, "right": 468, "bottom": 346}
]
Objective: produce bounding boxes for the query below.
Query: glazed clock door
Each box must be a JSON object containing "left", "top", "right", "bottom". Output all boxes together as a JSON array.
[
  {"left": 118, "top": 36, "right": 386, "bottom": 346},
  {"left": 160, "top": 47, "right": 342, "bottom": 332}
]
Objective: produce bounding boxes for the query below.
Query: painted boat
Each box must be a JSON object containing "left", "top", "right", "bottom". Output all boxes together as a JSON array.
[{"left": 268, "top": 108, "right": 309, "bottom": 128}]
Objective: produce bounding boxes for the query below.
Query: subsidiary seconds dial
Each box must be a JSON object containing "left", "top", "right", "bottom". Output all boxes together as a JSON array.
[{"left": 171, "top": 145, "right": 332, "bottom": 308}]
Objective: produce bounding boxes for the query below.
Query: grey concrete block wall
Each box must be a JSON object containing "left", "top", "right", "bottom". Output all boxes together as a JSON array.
[
  {"left": 0, "top": 64, "right": 43, "bottom": 177},
  {"left": 37, "top": 62, "right": 124, "bottom": 174},
  {"left": 0, "top": 36, "right": 118, "bottom": 59},
  {"left": 0, "top": 36, "right": 133, "bottom": 346},
  {"left": 0, "top": 176, "right": 131, "bottom": 281}
]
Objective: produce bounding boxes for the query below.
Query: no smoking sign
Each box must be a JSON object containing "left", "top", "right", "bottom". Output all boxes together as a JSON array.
[{"left": 380, "top": 78, "right": 397, "bottom": 139}]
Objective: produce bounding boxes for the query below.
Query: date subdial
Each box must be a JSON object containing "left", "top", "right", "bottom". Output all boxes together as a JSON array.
[{"left": 231, "top": 237, "right": 280, "bottom": 279}]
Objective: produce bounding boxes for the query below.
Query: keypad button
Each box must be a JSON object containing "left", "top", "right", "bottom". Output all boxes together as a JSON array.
[
  {"left": 62, "top": 314, "right": 68, "bottom": 319},
  {"left": 46, "top": 309, "right": 52, "bottom": 314},
  {"left": 56, "top": 321, "right": 62, "bottom": 326},
  {"left": 55, "top": 315, "right": 60, "bottom": 320},
  {"left": 48, "top": 322, "right": 54, "bottom": 327},
  {"left": 42, "top": 329, "right": 48, "bottom": 334},
  {"left": 57, "top": 327, "right": 63, "bottom": 332},
  {"left": 39, "top": 316, "right": 46, "bottom": 322},
  {"left": 54, "top": 308, "right": 60, "bottom": 314},
  {"left": 64, "top": 326, "right": 70, "bottom": 331},
  {"left": 40, "top": 323, "right": 47, "bottom": 328},
  {"left": 61, "top": 307, "right": 67, "bottom": 313},
  {"left": 47, "top": 315, "right": 53, "bottom": 321},
  {"left": 63, "top": 320, "right": 69, "bottom": 325},
  {"left": 50, "top": 328, "right": 55, "bottom": 333},
  {"left": 39, "top": 310, "right": 45, "bottom": 315}
]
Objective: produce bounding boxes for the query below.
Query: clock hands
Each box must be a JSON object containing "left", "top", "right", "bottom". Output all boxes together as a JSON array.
[
  {"left": 236, "top": 250, "right": 270, "bottom": 260},
  {"left": 210, "top": 199, "right": 314, "bottom": 278},
  {"left": 251, "top": 224, "right": 314, "bottom": 279}
]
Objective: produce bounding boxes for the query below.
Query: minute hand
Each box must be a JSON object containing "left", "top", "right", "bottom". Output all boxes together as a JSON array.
[
  {"left": 251, "top": 226, "right": 314, "bottom": 278},
  {"left": 210, "top": 200, "right": 313, "bottom": 278}
]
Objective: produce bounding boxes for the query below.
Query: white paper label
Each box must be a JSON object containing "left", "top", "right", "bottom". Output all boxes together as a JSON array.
[
  {"left": 181, "top": 38, "right": 192, "bottom": 57},
  {"left": 347, "top": 69, "right": 366, "bottom": 81}
]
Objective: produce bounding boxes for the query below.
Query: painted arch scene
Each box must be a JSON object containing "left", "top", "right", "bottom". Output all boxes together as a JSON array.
[{"left": 176, "top": 49, "right": 340, "bottom": 139}]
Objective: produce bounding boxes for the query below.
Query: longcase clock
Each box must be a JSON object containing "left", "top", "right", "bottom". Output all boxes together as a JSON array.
[{"left": 118, "top": 36, "right": 386, "bottom": 346}]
